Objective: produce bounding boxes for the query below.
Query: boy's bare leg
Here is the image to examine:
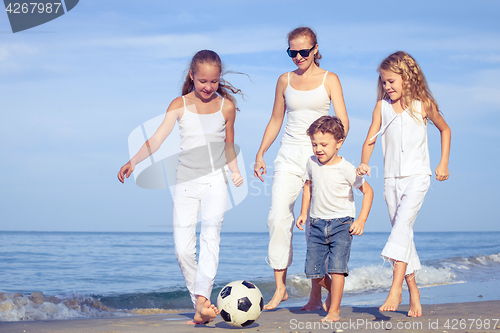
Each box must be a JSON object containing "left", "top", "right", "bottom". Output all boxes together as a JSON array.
[
  {"left": 302, "top": 274, "right": 331, "bottom": 311},
  {"left": 406, "top": 273, "right": 422, "bottom": 317},
  {"left": 319, "top": 274, "right": 332, "bottom": 311},
  {"left": 264, "top": 269, "right": 288, "bottom": 310},
  {"left": 379, "top": 260, "right": 405, "bottom": 312},
  {"left": 321, "top": 273, "right": 344, "bottom": 322},
  {"left": 188, "top": 296, "right": 218, "bottom": 324}
]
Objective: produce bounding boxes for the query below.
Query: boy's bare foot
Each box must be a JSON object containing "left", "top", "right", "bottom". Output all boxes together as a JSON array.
[
  {"left": 321, "top": 309, "right": 341, "bottom": 322},
  {"left": 264, "top": 288, "right": 288, "bottom": 310},
  {"left": 379, "top": 289, "right": 402, "bottom": 312},
  {"left": 408, "top": 290, "right": 422, "bottom": 317},
  {"left": 322, "top": 291, "right": 332, "bottom": 312},
  {"left": 188, "top": 299, "right": 218, "bottom": 324},
  {"left": 300, "top": 299, "right": 322, "bottom": 311}
]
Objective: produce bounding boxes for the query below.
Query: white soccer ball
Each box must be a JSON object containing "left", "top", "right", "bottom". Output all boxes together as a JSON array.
[{"left": 217, "top": 280, "right": 264, "bottom": 327}]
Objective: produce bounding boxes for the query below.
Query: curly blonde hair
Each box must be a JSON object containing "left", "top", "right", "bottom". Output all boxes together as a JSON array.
[{"left": 377, "top": 51, "right": 440, "bottom": 122}]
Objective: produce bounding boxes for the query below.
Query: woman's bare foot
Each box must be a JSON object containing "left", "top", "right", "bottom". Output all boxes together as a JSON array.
[
  {"left": 408, "top": 290, "right": 422, "bottom": 317},
  {"left": 321, "top": 309, "right": 341, "bottom": 322},
  {"left": 188, "top": 299, "right": 218, "bottom": 324},
  {"left": 379, "top": 288, "right": 402, "bottom": 312},
  {"left": 264, "top": 288, "right": 288, "bottom": 310}
]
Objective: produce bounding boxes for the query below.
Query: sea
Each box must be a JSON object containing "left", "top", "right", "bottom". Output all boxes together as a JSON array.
[{"left": 0, "top": 231, "right": 499, "bottom": 322}]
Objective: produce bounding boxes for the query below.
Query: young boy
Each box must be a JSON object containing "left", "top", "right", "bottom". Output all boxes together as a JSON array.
[{"left": 296, "top": 116, "right": 373, "bottom": 322}]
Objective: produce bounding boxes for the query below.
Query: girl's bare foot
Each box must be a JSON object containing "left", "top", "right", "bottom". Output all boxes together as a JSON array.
[
  {"left": 321, "top": 309, "right": 341, "bottom": 322},
  {"left": 379, "top": 288, "right": 402, "bottom": 312},
  {"left": 188, "top": 299, "right": 218, "bottom": 324},
  {"left": 264, "top": 288, "right": 288, "bottom": 310},
  {"left": 408, "top": 290, "right": 422, "bottom": 317}
]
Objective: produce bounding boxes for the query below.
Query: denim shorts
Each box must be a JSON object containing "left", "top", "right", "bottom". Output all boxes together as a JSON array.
[{"left": 305, "top": 216, "right": 353, "bottom": 278}]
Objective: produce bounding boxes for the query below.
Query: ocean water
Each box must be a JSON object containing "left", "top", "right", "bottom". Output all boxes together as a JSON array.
[{"left": 0, "top": 231, "right": 499, "bottom": 321}]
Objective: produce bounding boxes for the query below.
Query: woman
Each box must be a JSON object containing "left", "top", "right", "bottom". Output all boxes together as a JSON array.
[{"left": 254, "top": 27, "right": 349, "bottom": 310}]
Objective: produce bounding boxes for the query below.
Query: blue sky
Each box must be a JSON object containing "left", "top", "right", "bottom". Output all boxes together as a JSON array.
[{"left": 1, "top": 0, "right": 499, "bottom": 233}]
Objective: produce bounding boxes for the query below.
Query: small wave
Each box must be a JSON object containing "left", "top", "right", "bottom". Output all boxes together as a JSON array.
[
  {"left": 276, "top": 264, "right": 457, "bottom": 299},
  {"left": 0, "top": 292, "right": 130, "bottom": 322}
]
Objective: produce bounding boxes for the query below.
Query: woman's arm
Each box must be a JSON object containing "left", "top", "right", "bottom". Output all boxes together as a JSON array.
[
  {"left": 254, "top": 74, "right": 288, "bottom": 181},
  {"left": 326, "top": 72, "right": 349, "bottom": 135}
]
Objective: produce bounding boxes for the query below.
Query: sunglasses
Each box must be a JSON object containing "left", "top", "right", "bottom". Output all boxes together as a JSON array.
[{"left": 286, "top": 44, "right": 317, "bottom": 58}]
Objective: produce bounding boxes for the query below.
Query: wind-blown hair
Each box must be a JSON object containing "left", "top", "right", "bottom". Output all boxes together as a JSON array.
[
  {"left": 307, "top": 116, "right": 345, "bottom": 141},
  {"left": 377, "top": 51, "right": 440, "bottom": 122},
  {"left": 287, "top": 26, "right": 321, "bottom": 67},
  {"left": 182, "top": 50, "right": 244, "bottom": 111}
]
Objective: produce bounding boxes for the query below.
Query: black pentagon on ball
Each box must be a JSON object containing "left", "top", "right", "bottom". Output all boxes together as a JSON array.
[
  {"left": 241, "top": 319, "right": 255, "bottom": 327},
  {"left": 237, "top": 297, "right": 252, "bottom": 312},
  {"left": 220, "top": 309, "right": 231, "bottom": 322},
  {"left": 220, "top": 286, "right": 232, "bottom": 299},
  {"left": 259, "top": 297, "right": 264, "bottom": 311},
  {"left": 242, "top": 280, "right": 256, "bottom": 289}
]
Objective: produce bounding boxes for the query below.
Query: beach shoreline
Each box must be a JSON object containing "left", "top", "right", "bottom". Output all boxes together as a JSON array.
[{"left": 1, "top": 300, "right": 499, "bottom": 333}]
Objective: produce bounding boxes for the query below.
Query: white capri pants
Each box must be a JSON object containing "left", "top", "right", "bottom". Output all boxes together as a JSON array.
[
  {"left": 172, "top": 176, "right": 228, "bottom": 306},
  {"left": 381, "top": 175, "right": 430, "bottom": 276},
  {"left": 267, "top": 143, "right": 313, "bottom": 270}
]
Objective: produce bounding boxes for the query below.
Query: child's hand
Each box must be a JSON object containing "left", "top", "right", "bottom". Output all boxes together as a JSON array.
[
  {"left": 118, "top": 161, "right": 135, "bottom": 183},
  {"left": 356, "top": 163, "right": 371, "bottom": 177},
  {"left": 231, "top": 172, "right": 243, "bottom": 187},
  {"left": 435, "top": 163, "right": 449, "bottom": 181},
  {"left": 350, "top": 219, "right": 366, "bottom": 236},
  {"left": 296, "top": 215, "right": 307, "bottom": 230}
]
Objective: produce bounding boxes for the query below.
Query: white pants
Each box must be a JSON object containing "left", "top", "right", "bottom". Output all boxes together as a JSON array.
[
  {"left": 382, "top": 175, "right": 430, "bottom": 276},
  {"left": 267, "top": 143, "right": 312, "bottom": 270},
  {"left": 172, "top": 177, "right": 227, "bottom": 307}
]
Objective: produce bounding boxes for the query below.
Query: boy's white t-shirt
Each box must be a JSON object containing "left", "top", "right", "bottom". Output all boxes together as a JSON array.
[{"left": 305, "top": 156, "right": 364, "bottom": 219}]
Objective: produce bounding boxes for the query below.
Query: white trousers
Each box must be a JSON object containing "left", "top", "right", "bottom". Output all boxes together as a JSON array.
[
  {"left": 381, "top": 175, "right": 430, "bottom": 276},
  {"left": 267, "top": 143, "right": 312, "bottom": 270},
  {"left": 172, "top": 178, "right": 227, "bottom": 307}
]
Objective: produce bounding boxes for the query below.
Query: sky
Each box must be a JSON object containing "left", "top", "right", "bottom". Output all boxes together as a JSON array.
[{"left": 1, "top": 0, "right": 499, "bottom": 233}]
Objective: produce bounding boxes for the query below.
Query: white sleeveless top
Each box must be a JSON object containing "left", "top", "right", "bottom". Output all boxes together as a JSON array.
[
  {"left": 377, "top": 99, "right": 431, "bottom": 178},
  {"left": 176, "top": 96, "right": 227, "bottom": 182},
  {"left": 281, "top": 71, "right": 330, "bottom": 145}
]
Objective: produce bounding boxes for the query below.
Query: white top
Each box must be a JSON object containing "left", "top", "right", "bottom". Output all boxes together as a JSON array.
[
  {"left": 281, "top": 71, "right": 330, "bottom": 145},
  {"left": 378, "top": 99, "right": 431, "bottom": 178},
  {"left": 176, "top": 96, "right": 227, "bottom": 183},
  {"left": 305, "top": 156, "right": 364, "bottom": 219}
]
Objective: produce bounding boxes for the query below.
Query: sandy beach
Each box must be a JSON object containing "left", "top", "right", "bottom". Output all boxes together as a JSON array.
[{"left": 1, "top": 300, "right": 499, "bottom": 333}]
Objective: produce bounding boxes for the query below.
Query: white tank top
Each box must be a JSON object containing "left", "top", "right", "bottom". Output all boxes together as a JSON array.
[
  {"left": 281, "top": 71, "right": 330, "bottom": 145},
  {"left": 176, "top": 96, "right": 226, "bottom": 182},
  {"left": 377, "top": 99, "right": 431, "bottom": 178}
]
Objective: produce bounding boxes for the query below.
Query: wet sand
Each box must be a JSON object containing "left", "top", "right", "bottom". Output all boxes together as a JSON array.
[{"left": 1, "top": 300, "right": 499, "bottom": 333}]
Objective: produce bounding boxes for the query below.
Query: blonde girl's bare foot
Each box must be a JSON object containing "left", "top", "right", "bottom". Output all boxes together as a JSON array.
[
  {"left": 379, "top": 290, "right": 402, "bottom": 312},
  {"left": 322, "top": 291, "right": 332, "bottom": 312},
  {"left": 321, "top": 309, "right": 341, "bottom": 322},
  {"left": 188, "top": 300, "right": 218, "bottom": 324},
  {"left": 264, "top": 288, "right": 288, "bottom": 310},
  {"left": 408, "top": 290, "right": 422, "bottom": 317}
]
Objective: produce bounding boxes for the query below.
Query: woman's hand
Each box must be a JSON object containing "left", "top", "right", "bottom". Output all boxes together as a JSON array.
[{"left": 254, "top": 156, "right": 266, "bottom": 182}]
